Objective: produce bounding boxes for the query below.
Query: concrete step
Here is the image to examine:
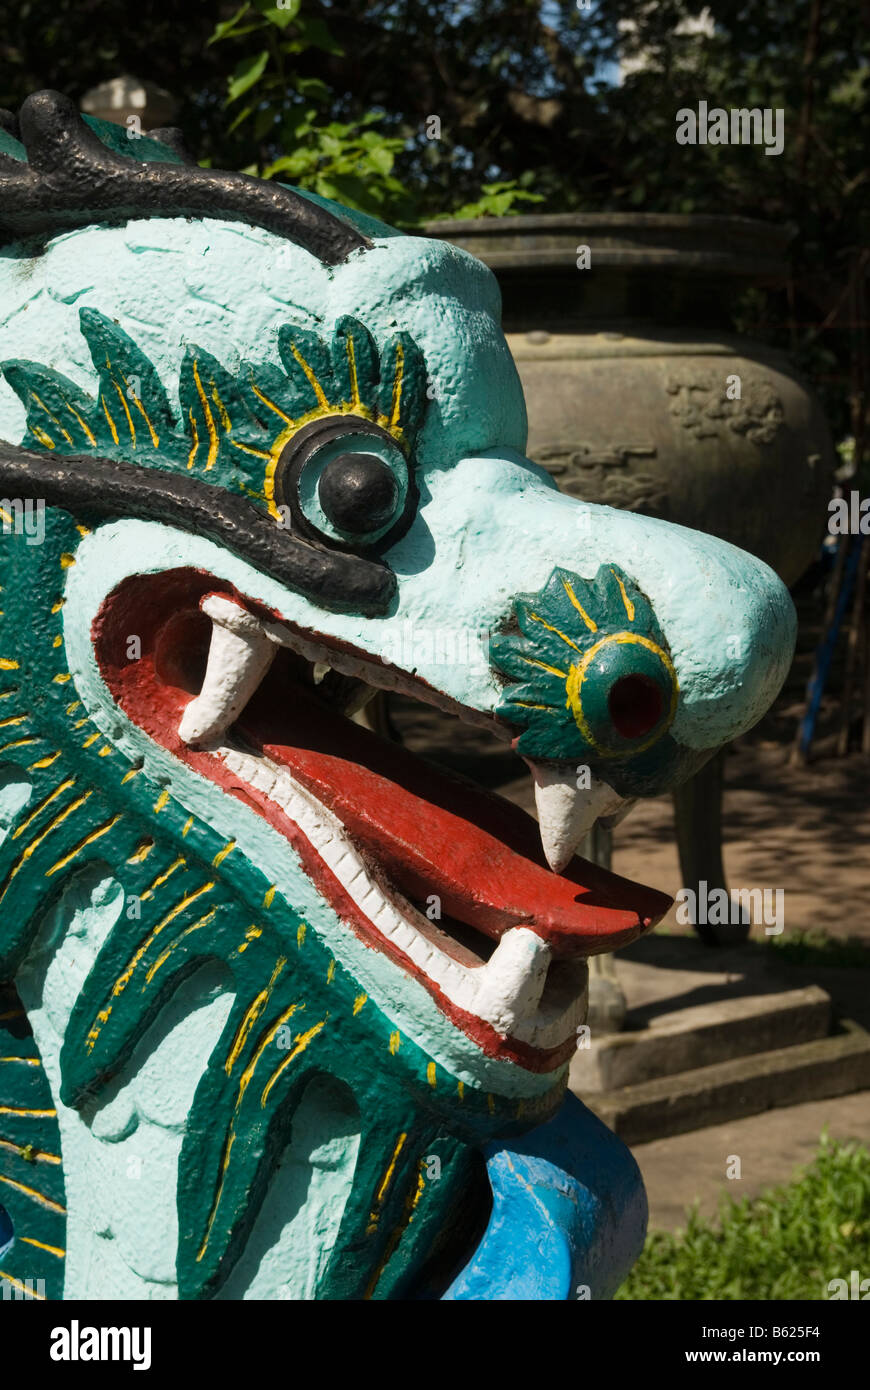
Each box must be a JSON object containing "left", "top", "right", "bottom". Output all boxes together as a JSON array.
[
  {"left": 578, "top": 1018, "right": 870, "bottom": 1145},
  {"left": 570, "top": 984, "right": 831, "bottom": 1092}
]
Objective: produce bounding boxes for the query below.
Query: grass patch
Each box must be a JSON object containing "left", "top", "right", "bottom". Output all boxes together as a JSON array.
[
  {"left": 616, "top": 1135, "right": 870, "bottom": 1300},
  {"left": 766, "top": 928, "right": 870, "bottom": 970}
]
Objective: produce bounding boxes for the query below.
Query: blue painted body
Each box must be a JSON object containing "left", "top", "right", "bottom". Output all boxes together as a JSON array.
[{"left": 445, "top": 1095, "right": 646, "bottom": 1300}]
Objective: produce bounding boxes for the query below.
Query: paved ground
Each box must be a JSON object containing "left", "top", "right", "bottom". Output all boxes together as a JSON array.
[{"left": 634, "top": 1090, "right": 870, "bottom": 1230}]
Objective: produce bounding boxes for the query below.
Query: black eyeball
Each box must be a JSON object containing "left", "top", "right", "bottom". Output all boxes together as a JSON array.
[{"left": 318, "top": 452, "right": 400, "bottom": 534}]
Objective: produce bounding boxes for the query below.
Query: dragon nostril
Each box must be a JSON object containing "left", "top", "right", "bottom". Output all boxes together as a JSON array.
[{"left": 608, "top": 674, "right": 663, "bottom": 740}]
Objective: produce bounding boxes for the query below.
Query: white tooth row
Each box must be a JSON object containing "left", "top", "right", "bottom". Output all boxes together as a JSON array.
[
  {"left": 179, "top": 596, "right": 634, "bottom": 877},
  {"left": 219, "top": 746, "right": 587, "bottom": 1050}
]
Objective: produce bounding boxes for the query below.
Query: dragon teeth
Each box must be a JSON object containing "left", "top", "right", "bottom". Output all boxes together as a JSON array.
[
  {"left": 471, "top": 928, "right": 551, "bottom": 1036},
  {"left": 178, "top": 595, "right": 278, "bottom": 747},
  {"left": 528, "top": 760, "right": 629, "bottom": 873}
]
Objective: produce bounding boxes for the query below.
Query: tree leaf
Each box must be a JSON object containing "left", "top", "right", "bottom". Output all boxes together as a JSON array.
[
  {"left": 208, "top": 2, "right": 253, "bottom": 46},
  {"left": 227, "top": 49, "right": 269, "bottom": 105},
  {"left": 254, "top": 0, "right": 301, "bottom": 28}
]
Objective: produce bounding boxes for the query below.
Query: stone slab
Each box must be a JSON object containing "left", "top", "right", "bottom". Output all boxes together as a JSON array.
[
  {"left": 570, "top": 984, "right": 831, "bottom": 1092},
  {"left": 580, "top": 1018, "right": 870, "bottom": 1145}
]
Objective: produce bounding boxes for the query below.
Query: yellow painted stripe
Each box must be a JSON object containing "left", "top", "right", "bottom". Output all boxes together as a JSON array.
[
  {"left": 31, "top": 391, "right": 73, "bottom": 445},
  {"left": 0, "top": 1172, "right": 65, "bottom": 1213},
  {"left": 212, "top": 840, "right": 235, "bottom": 868},
  {"left": 0, "top": 1270, "right": 46, "bottom": 1298},
  {"left": 31, "top": 425, "right": 55, "bottom": 449},
  {"left": 562, "top": 578, "right": 598, "bottom": 632},
  {"left": 126, "top": 380, "right": 159, "bottom": 447},
  {"left": 289, "top": 344, "right": 329, "bottom": 408},
  {"left": 20, "top": 1235, "right": 66, "bottom": 1258},
  {"left": 364, "top": 1162, "right": 426, "bottom": 1299},
  {"left": 528, "top": 610, "right": 583, "bottom": 652},
  {"left": 65, "top": 401, "right": 96, "bottom": 446},
  {"left": 45, "top": 813, "right": 122, "bottom": 877},
  {"left": 192, "top": 361, "right": 219, "bottom": 468},
  {"left": 520, "top": 656, "right": 568, "bottom": 678},
  {"left": 187, "top": 408, "right": 199, "bottom": 469},
  {"left": 12, "top": 777, "right": 76, "bottom": 840},
  {"left": 0, "top": 790, "right": 92, "bottom": 904},
  {"left": 249, "top": 378, "right": 292, "bottom": 425},
  {"left": 0, "top": 1137, "right": 61, "bottom": 1165},
  {"left": 210, "top": 381, "right": 232, "bottom": 432},
  {"left": 144, "top": 908, "right": 217, "bottom": 985},
  {"left": 0, "top": 1107, "right": 56, "bottom": 1119},
  {"left": 224, "top": 958, "right": 287, "bottom": 1075},
  {"left": 367, "top": 1131, "right": 408, "bottom": 1233},
  {"left": 0, "top": 737, "right": 38, "bottom": 754},
  {"left": 611, "top": 568, "right": 636, "bottom": 622},
  {"left": 140, "top": 855, "right": 185, "bottom": 900},
  {"left": 196, "top": 996, "right": 304, "bottom": 1260},
  {"left": 28, "top": 751, "right": 61, "bottom": 769},
  {"left": 101, "top": 394, "right": 119, "bottom": 445},
  {"left": 111, "top": 376, "right": 137, "bottom": 446},
  {"left": 108, "top": 882, "right": 216, "bottom": 1002},
  {"left": 390, "top": 341, "right": 405, "bottom": 429},
  {"left": 259, "top": 1018, "right": 326, "bottom": 1108},
  {"left": 230, "top": 438, "right": 271, "bottom": 460},
  {"left": 346, "top": 334, "right": 361, "bottom": 408}
]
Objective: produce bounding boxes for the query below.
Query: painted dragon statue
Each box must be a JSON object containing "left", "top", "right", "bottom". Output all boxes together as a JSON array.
[{"left": 0, "top": 91, "right": 795, "bottom": 1301}]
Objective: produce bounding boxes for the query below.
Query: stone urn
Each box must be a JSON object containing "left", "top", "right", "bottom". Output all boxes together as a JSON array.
[
  {"left": 425, "top": 213, "right": 832, "bottom": 585},
  {"left": 425, "top": 213, "right": 834, "bottom": 961}
]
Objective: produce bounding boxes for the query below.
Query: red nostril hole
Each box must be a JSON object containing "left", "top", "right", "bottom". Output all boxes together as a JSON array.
[{"left": 608, "top": 674, "right": 664, "bottom": 739}]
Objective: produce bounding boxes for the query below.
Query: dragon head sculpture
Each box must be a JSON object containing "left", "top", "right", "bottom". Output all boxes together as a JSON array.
[{"left": 0, "top": 91, "right": 795, "bottom": 1301}]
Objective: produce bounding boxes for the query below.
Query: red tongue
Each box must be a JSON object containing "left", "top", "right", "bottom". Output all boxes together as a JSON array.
[{"left": 237, "top": 679, "right": 671, "bottom": 958}]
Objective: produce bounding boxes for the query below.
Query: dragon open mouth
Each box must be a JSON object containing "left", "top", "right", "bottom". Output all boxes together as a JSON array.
[{"left": 92, "top": 568, "right": 671, "bottom": 1073}]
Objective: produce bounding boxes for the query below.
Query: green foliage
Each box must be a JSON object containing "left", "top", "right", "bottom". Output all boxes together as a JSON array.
[
  {"left": 766, "top": 928, "right": 870, "bottom": 971},
  {"left": 204, "top": 2, "right": 417, "bottom": 220},
  {"left": 0, "top": 1, "right": 864, "bottom": 415},
  {"left": 443, "top": 180, "right": 544, "bottom": 220},
  {"left": 261, "top": 114, "right": 409, "bottom": 219},
  {"left": 617, "top": 1136, "right": 870, "bottom": 1300}
]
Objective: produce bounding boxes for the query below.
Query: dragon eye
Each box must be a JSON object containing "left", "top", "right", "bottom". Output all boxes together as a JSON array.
[
  {"left": 273, "top": 417, "right": 411, "bottom": 548},
  {"left": 318, "top": 452, "right": 400, "bottom": 533}
]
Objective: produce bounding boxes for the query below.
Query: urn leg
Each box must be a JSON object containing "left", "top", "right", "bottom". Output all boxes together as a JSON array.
[
  {"left": 583, "top": 822, "right": 628, "bottom": 1033},
  {"left": 672, "top": 748, "right": 748, "bottom": 945}
]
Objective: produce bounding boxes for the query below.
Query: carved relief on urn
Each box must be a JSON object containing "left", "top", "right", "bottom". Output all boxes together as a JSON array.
[{"left": 426, "top": 213, "right": 833, "bottom": 589}]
